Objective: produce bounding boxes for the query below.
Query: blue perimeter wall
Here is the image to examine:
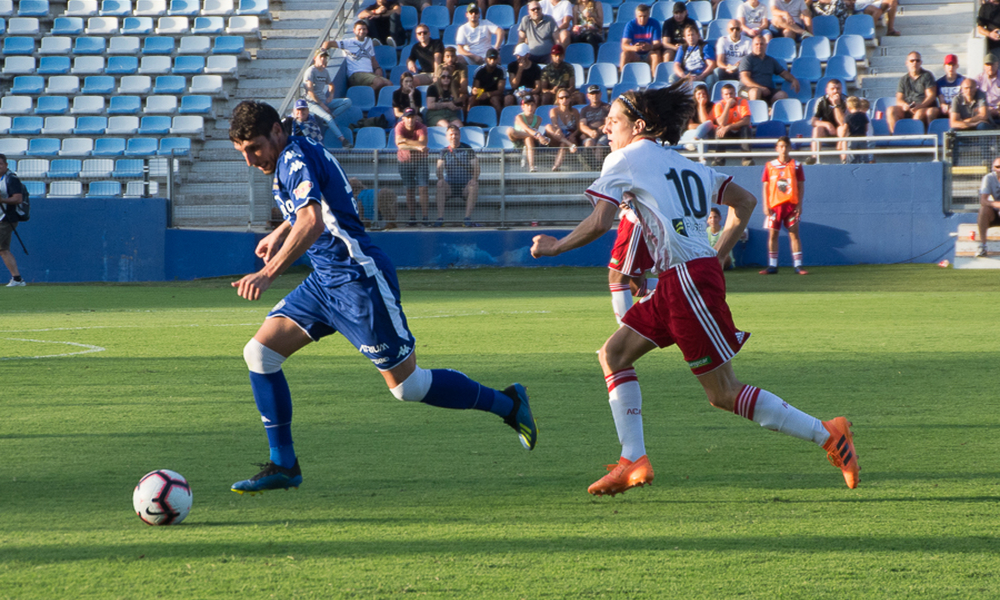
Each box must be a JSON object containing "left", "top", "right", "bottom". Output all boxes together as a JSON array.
[{"left": 11, "top": 163, "right": 972, "bottom": 283}]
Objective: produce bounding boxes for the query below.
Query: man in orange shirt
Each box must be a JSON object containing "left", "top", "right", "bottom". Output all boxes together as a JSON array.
[
  {"left": 760, "top": 135, "right": 807, "bottom": 275},
  {"left": 710, "top": 83, "right": 754, "bottom": 167}
]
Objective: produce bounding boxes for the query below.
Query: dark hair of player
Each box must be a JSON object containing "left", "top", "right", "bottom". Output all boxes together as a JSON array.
[
  {"left": 615, "top": 81, "right": 694, "bottom": 146},
  {"left": 0, "top": 153, "right": 7, "bottom": 163},
  {"left": 710, "top": 206, "right": 721, "bottom": 217},
  {"left": 776, "top": 135, "right": 791, "bottom": 146},
  {"left": 229, "top": 100, "right": 281, "bottom": 143}
]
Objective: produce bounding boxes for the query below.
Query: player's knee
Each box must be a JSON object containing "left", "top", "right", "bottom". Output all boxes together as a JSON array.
[
  {"left": 243, "top": 338, "right": 286, "bottom": 374},
  {"left": 389, "top": 366, "right": 432, "bottom": 402}
]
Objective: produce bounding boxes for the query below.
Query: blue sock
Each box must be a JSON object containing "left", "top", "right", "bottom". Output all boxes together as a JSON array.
[
  {"left": 421, "top": 369, "right": 514, "bottom": 418},
  {"left": 249, "top": 370, "right": 296, "bottom": 468}
]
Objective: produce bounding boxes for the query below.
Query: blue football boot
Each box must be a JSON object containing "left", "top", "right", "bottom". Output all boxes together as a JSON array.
[
  {"left": 231, "top": 460, "right": 302, "bottom": 495},
  {"left": 502, "top": 383, "right": 537, "bottom": 451}
]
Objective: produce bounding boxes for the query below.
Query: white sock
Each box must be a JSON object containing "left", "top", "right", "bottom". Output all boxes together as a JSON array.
[
  {"left": 734, "top": 385, "right": 829, "bottom": 446},
  {"left": 606, "top": 370, "right": 645, "bottom": 461},
  {"left": 768, "top": 253, "right": 778, "bottom": 268},
  {"left": 793, "top": 252, "right": 803, "bottom": 268},
  {"left": 609, "top": 283, "right": 632, "bottom": 326}
]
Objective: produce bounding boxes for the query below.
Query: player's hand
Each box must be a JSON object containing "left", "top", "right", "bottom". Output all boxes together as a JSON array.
[
  {"left": 231, "top": 271, "right": 273, "bottom": 301},
  {"left": 255, "top": 235, "right": 280, "bottom": 263},
  {"left": 530, "top": 234, "right": 560, "bottom": 258}
]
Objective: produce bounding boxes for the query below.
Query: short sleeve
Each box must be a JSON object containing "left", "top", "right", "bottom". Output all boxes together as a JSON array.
[
  {"left": 896, "top": 75, "right": 907, "bottom": 94},
  {"left": 737, "top": 55, "right": 751, "bottom": 72},
  {"left": 622, "top": 20, "right": 635, "bottom": 41},
  {"left": 649, "top": 21, "right": 662, "bottom": 41},
  {"left": 980, "top": 174, "right": 993, "bottom": 195},
  {"left": 710, "top": 169, "right": 733, "bottom": 205},
  {"left": 585, "top": 151, "right": 632, "bottom": 207},
  {"left": 456, "top": 25, "right": 469, "bottom": 45},
  {"left": 736, "top": 99, "right": 750, "bottom": 119},
  {"left": 277, "top": 148, "right": 323, "bottom": 217},
  {"left": 704, "top": 43, "right": 716, "bottom": 61}
]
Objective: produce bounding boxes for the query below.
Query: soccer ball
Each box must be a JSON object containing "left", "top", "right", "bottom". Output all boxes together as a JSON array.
[{"left": 132, "top": 469, "right": 193, "bottom": 526}]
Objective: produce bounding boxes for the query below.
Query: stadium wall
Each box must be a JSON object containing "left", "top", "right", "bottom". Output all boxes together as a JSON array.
[{"left": 11, "top": 163, "right": 970, "bottom": 283}]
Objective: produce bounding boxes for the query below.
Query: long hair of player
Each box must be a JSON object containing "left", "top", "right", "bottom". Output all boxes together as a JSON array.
[{"left": 616, "top": 81, "right": 696, "bottom": 147}]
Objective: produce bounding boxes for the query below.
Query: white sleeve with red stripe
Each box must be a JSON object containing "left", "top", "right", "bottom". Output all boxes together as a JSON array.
[
  {"left": 585, "top": 150, "right": 631, "bottom": 208},
  {"left": 712, "top": 172, "right": 733, "bottom": 206}
]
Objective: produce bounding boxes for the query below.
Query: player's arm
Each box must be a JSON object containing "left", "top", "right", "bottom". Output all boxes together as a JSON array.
[
  {"left": 714, "top": 182, "right": 757, "bottom": 265},
  {"left": 530, "top": 199, "right": 617, "bottom": 257},
  {"left": 232, "top": 202, "right": 325, "bottom": 300}
]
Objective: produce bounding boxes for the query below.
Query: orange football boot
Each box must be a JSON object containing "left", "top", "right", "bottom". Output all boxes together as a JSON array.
[
  {"left": 587, "top": 455, "right": 654, "bottom": 496},
  {"left": 823, "top": 417, "right": 859, "bottom": 489}
]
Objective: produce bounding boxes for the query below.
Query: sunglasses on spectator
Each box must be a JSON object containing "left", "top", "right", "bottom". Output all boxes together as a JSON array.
[
  {"left": 909, "top": 58, "right": 921, "bottom": 63},
  {"left": 994, "top": 164, "right": 1000, "bottom": 169},
  {"left": 416, "top": 30, "right": 429, "bottom": 35},
  {"left": 558, "top": 95, "right": 569, "bottom": 99},
  {"left": 529, "top": 6, "right": 540, "bottom": 10},
  {"left": 729, "top": 26, "right": 739, "bottom": 30}
]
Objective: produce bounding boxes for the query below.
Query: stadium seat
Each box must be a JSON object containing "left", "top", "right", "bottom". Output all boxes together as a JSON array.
[
  {"left": 93, "top": 138, "right": 127, "bottom": 156},
  {"left": 169, "top": 115, "right": 204, "bottom": 137},
  {"left": 82, "top": 158, "right": 114, "bottom": 178},
  {"left": 72, "top": 96, "right": 106, "bottom": 114},
  {"left": 17, "top": 2, "right": 48, "bottom": 18},
  {"left": 134, "top": 0, "right": 166, "bottom": 14},
  {"left": 143, "top": 36, "right": 175, "bottom": 55},
  {"left": 0, "top": 117, "right": 9, "bottom": 137},
  {"left": 765, "top": 36, "right": 796, "bottom": 65},
  {"left": 460, "top": 126, "right": 486, "bottom": 148},
  {"left": 485, "top": 4, "right": 514, "bottom": 29},
  {"left": 715, "top": 0, "right": 741, "bottom": 20},
  {"left": 485, "top": 126, "right": 514, "bottom": 148},
  {"left": 616, "top": 1, "right": 641, "bottom": 22},
  {"left": 60, "top": 137, "right": 95, "bottom": 156},
  {"left": 498, "top": 105, "right": 521, "bottom": 127},
  {"left": 153, "top": 75, "right": 187, "bottom": 94},
  {"left": 770, "top": 98, "right": 803, "bottom": 124},
  {"left": 47, "top": 159, "right": 83, "bottom": 179},
  {"left": 189, "top": 74, "right": 226, "bottom": 96},
  {"left": 11, "top": 116, "right": 44, "bottom": 135},
  {"left": 788, "top": 119, "right": 812, "bottom": 148},
  {"left": 803, "top": 97, "right": 818, "bottom": 120},
  {"left": 108, "top": 116, "right": 140, "bottom": 135},
  {"left": 107, "top": 56, "right": 139, "bottom": 74},
  {"left": 122, "top": 15, "right": 154, "bottom": 33},
  {"left": 0, "top": 0, "right": 7, "bottom": 15},
  {"left": 35, "top": 97, "right": 71, "bottom": 115},
  {"left": 799, "top": 36, "right": 831, "bottom": 62},
  {"left": 212, "top": 35, "right": 245, "bottom": 54},
  {"left": 347, "top": 86, "right": 377, "bottom": 113},
  {"left": 72, "top": 56, "right": 106, "bottom": 75},
  {"left": 52, "top": 16, "right": 85, "bottom": 34},
  {"left": 145, "top": 95, "right": 178, "bottom": 114},
  {"left": 156, "top": 15, "right": 189, "bottom": 33},
  {"left": 76, "top": 37, "right": 108, "bottom": 55},
  {"left": 7, "top": 17, "right": 39, "bottom": 34},
  {"left": 375, "top": 85, "right": 398, "bottom": 108},
  {"left": 748, "top": 99, "right": 769, "bottom": 125},
  {"left": 926, "top": 118, "right": 950, "bottom": 146},
  {"left": 50, "top": 181, "right": 84, "bottom": 197},
  {"left": 2, "top": 57, "right": 36, "bottom": 76},
  {"left": 442, "top": 24, "right": 460, "bottom": 46},
  {"left": 157, "top": 137, "right": 191, "bottom": 155},
  {"left": 112, "top": 158, "right": 145, "bottom": 178},
  {"left": 82, "top": 75, "right": 116, "bottom": 94},
  {"left": 353, "top": 127, "right": 387, "bottom": 150},
  {"left": 649, "top": 1, "right": 671, "bottom": 22},
  {"left": 843, "top": 13, "right": 874, "bottom": 40},
  {"left": 620, "top": 62, "right": 652, "bottom": 88},
  {"left": 889, "top": 118, "right": 925, "bottom": 146},
  {"left": 374, "top": 45, "right": 398, "bottom": 71},
  {"left": 39, "top": 57, "right": 72, "bottom": 76},
  {"left": 119, "top": 75, "right": 153, "bottom": 95},
  {"left": 366, "top": 106, "right": 396, "bottom": 127},
  {"left": 3, "top": 37, "right": 35, "bottom": 56},
  {"left": 178, "top": 95, "right": 213, "bottom": 115},
  {"left": 833, "top": 34, "right": 867, "bottom": 64},
  {"left": 168, "top": 0, "right": 199, "bottom": 15},
  {"left": 202, "top": 0, "right": 234, "bottom": 15},
  {"left": 28, "top": 138, "right": 61, "bottom": 156},
  {"left": 824, "top": 55, "right": 857, "bottom": 83},
  {"left": 21, "top": 181, "right": 45, "bottom": 197},
  {"left": 11, "top": 76, "right": 44, "bottom": 95},
  {"left": 426, "top": 126, "right": 449, "bottom": 150},
  {"left": 753, "top": 120, "right": 787, "bottom": 147},
  {"left": 108, "top": 36, "right": 140, "bottom": 54},
  {"left": 173, "top": 55, "right": 206, "bottom": 74},
  {"left": 687, "top": 0, "right": 713, "bottom": 24},
  {"left": 0, "top": 138, "right": 29, "bottom": 156},
  {"left": 108, "top": 95, "right": 142, "bottom": 114},
  {"left": 65, "top": 0, "right": 98, "bottom": 16},
  {"left": 100, "top": 0, "right": 133, "bottom": 16},
  {"left": 17, "top": 159, "right": 49, "bottom": 178},
  {"left": 811, "top": 14, "right": 839, "bottom": 40},
  {"left": 86, "top": 16, "right": 120, "bottom": 34},
  {"left": 790, "top": 57, "right": 822, "bottom": 84},
  {"left": 334, "top": 105, "right": 363, "bottom": 131},
  {"left": 88, "top": 181, "right": 123, "bottom": 197},
  {"left": 705, "top": 19, "right": 727, "bottom": 43},
  {"left": 123, "top": 180, "right": 148, "bottom": 197},
  {"left": 596, "top": 41, "right": 621, "bottom": 66},
  {"left": 225, "top": 15, "right": 259, "bottom": 36},
  {"left": 42, "top": 116, "right": 76, "bottom": 135},
  {"left": 124, "top": 138, "right": 159, "bottom": 156},
  {"left": 193, "top": 15, "right": 224, "bottom": 33},
  {"left": 39, "top": 37, "right": 73, "bottom": 55},
  {"left": 564, "top": 43, "right": 596, "bottom": 69},
  {"left": 178, "top": 35, "right": 211, "bottom": 54},
  {"left": 235, "top": 0, "right": 269, "bottom": 18},
  {"left": 814, "top": 76, "right": 846, "bottom": 97},
  {"left": 0, "top": 96, "right": 33, "bottom": 115},
  {"left": 140, "top": 56, "right": 174, "bottom": 75},
  {"left": 466, "top": 105, "right": 498, "bottom": 129},
  {"left": 419, "top": 5, "right": 448, "bottom": 30},
  {"left": 75, "top": 116, "right": 109, "bottom": 134},
  {"left": 204, "top": 55, "right": 236, "bottom": 75},
  {"left": 587, "top": 62, "right": 619, "bottom": 90}
]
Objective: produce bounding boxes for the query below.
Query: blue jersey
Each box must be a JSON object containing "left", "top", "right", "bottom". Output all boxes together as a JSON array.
[{"left": 273, "top": 136, "right": 394, "bottom": 288}]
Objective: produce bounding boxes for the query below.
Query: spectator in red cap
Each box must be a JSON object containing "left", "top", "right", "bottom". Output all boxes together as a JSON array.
[
  {"left": 540, "top": 44, "right": 582, "bottom": 105},
  {"left": 936, "top": 54, "right": 965, "bottom": 119}
]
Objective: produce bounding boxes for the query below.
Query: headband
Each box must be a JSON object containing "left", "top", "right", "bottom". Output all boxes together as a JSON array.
[{"left": 617, "top": 95, "right": 646, "bottom": 123}]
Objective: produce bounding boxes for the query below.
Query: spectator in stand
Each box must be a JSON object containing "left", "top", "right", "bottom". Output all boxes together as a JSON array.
[
  {"left": 357, "top": 0, "right": 406, "bottom": 47},
  {"left": 572, "top": 0, "right": 605, "bottom": 52},
  {"left": 580, "top": 84, "right": 610, "bottom": 147},
  {"left": 662, "top": 2, "right": 698, "bottom": 61},
  {"left": 395, "top": 108, "right": 430, "bottom": 226},
  {"left": 434, "top": 125, "right": 480, "bottom": 227},
  {"left": 977, "top": 0, "right": 1000, "bottom": 61},
  {"left": 540, "top": 44, "right": 583, "bottom": 105},
  {"left": 425, "top": 71, "right": 466, "bottom": 128},
  {"left": 843, "top": 95, "right": 871, "bottom": 164},
  {"left": 301, "top": 50, "right": 353, "bottom": 148},
  {"left": 518, "top": 0, "right": 559, "bottom": 64},
  {"left": 288, "top": 99, "right": 325, "bottom": 144},
  {"left": 710, "top": 83, "right": 753, "bottom": 166},
  {"left": 812, "top": 0, "right": 850, "bottom": 32},
  {"left": 545, "top": 87, "right": 581, "bottom": 171},
  {"left": 887, "top": 51, "right": 940, "bottom": 133},
  {"left": 769, "top": 0, "right": 813, "bottom": 39},
  {"left": 689, "top": 84, "right": 716, "bottom": 141},
  {"left": 716, "top": 19, "right": 753, "bottom": 81},
  {"left": 456, "top": 4, "right": 504, "bottom": 66},
  {"left": 670, "top": 23, "right": 718, "bottom": 89},
  {"left": 468, "top": 47, "right": 507, "bottom": 116},
  {"left": 540, "top": 0, "right": 573, "bottom": 48},
  {"left": 349, "top": 177, "right": 398, "bottom": 230},
  {"left": 976, "top": 156, "right": 1000, "bottom": 257},
  {"left": 738, "top": 35, "right": 800, "bottom": 104},
  {"left": 760, "top": 136, "right": 808, "bottom": 275},
  {"left": 507, "top": 94, "right": 551, "bottom": 171},
  {"left": 392, "top": 72, "right": 424, "bottom": 122},
  {"left": 439, "top": 47, "right": 468, "bottom": 88},
  {"left": 737, "top": 0, "right": 772, "bottom": 40},
  {"left": 810, "top": 78, "right": 847, "bottom": 164},
  {"left": 621, "top": 4, "right": 662, "bottom": 72},
  {"left": 407, "top": 25, "right": 445, "bottom": 86},
  {"left": 950, "top": 78, "right": 995, "bottom": 131},
  {"left": 323, "top": 21, "right": 392, "bottom": 95},
  {"left": 979, "top": 54, "right": 1000, "bottom": 122},
  {"left": 506, "top": 43, "right": 543, "bottom": 106},
  {"left": 937, "top": 54, "right": 965, "bottom": 119},
  {"left": 853, "top": 0, "right": 900, "bottom": 37}
]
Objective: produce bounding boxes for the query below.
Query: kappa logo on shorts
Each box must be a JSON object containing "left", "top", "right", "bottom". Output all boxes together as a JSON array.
[
  {"left": 397, "top": 344, "right": 412, "bottom": 358},
  {"left": 293, "top": 180, "right": 313, "bottom": 200},
  {"left": 672, "top": 219, "right": 688, "bottom": 237},
  {"left": 687, "top": 356, "right": 712, "bottom": 369}
]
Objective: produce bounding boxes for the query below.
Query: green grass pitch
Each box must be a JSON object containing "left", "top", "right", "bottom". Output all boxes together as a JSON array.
[{"left": 3, "top": 265, "right": 1000, "bottom": 599}]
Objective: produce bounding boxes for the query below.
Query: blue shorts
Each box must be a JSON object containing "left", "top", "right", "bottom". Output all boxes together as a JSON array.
[{"left": 267, "top": 271, "right": 416, "bottom": 371}]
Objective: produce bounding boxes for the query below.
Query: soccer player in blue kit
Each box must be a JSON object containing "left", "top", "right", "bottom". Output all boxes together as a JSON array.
[{"left": 227, "top": 101, "right": 537, "bottom": 494}]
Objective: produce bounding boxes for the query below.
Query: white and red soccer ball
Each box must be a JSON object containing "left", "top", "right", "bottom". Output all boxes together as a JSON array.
[{"left": 132, "top": 469, "right": 193, "bottom": 526}]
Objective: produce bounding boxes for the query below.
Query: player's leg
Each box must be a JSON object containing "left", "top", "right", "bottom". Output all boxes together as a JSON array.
[
  {"left": 787, "top": 216, "right": 807, "bottom": 274},
  {"left": 0, "top": 225, "right": 23, "bottom": 284},
  {"left": 608, "top": 268, "right": 633, "bottom": 326},
  {"left": 760, "top": 216, "right": 780, "bottom": 274},
  {"left": 608, "top": 216, "right": 649, "bottom": 325}
]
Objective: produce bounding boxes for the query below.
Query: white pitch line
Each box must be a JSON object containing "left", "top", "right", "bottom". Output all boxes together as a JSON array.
[{"left": 1, "top": 338, "right": 106, "bottom": 360}]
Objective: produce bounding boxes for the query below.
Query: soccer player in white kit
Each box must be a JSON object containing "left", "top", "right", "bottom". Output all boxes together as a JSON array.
[{"left": 530, "top": 83, "right": 860, "bottom": 495}]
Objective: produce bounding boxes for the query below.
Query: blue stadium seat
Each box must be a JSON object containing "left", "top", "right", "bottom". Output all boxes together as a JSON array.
[
  {"left": 93, "top": 138, "right": 127, "bottom": 156},
  {"left": 172, "top": 55, "right": 205, "bottom": 74},
  {"left": 112, "top": 158, "right": 145, "bottom": 177},
  {"left": 419, "top": 5, "right": 449, "bottom": 30},
  {"left": 28, "top": 138, "right": 61, "bottom": 156},
  {"left": 335, "top": 105, "right": 363, "bottom": 130},
  {"left": 17, "top": 0, "right": 49, "bottom": 17},
  {"left": 466, "top": 105, "right": 498, "bottom": 128},
  {"left": 100, "top": 0, "right": 132, "bottom": 16},
  {"left": 607, "top": 21, "right": 627, "bottom": 43},
  {"left": 843, "top": 13, "right": 874, "bottom": 40},
  {"left": 498, "top": 105, "right": 521, "bottom": 127},
  {"left": 193, "top": 15, "right": 225, "bottom": 34},
  {"left": 36, "top": 97, "right": 70, "bottom": 115},
  {"left": 833, "top": 34, "right": 866, "bottom": 63},
  {"left": 123, "top": 15, "right": 154, "bottom": 33},
  {"left": 705, "top": 19, "right": 727, "bottom": 43},
  {"left": 11, "top": 116, "right": 43, "bottom": 135},
  {"left": 48, "top": 159, "right": 83, "bottom": 178},
  {"left": 748, "top": 99, "right": 769, "bottom": 125},
  {"left": 3, "top": 37, "right": 35, "bottom": 55},
  {"left": 790, "top": 57, "right": 821, "bottom": 84},
  {"left": 400, "top": 4, "right": 417, "bottom": 31},
  {"left": 168, "top": 0, "right": 199, "bottom": 16},
  {"left": 235, "top": 0, "right": 269, "bottom": 17},
  {"left": 138, "top": 115, "right": 172, "bottom": 135},
  {"left": 143, "top": 36, "right": 175, "bottom": 54},
  {"left": 375, "top": 85, "right": 398, "bottom": 108},
  {"left": 650, "top": 1, "right": 672, "bottom": 22},
  {"left": 889, "top": 118, "right": 925, "bottom": 146},
  {"left": 486, "top": 125, "right": 514, "bottom": 148},
  {"left": 108, "top": 95, "right": 142, "bottom": 114},
  {"left": 441, "top": 24, "right": 460, "bottom": 46},
  {"left": 798, "top": 36, "right": 831, "bottom": 62},
  {"left": 107, "top": 55, "right": 139, "bottom": 74},
  {"left": 565, "top": 43, "right": 596, "bottom": 69},
  {"left": 803, "top": 97, "right": 818, "bottom": 120},
  {"left": 153, "top": 75, "right": 186, "bottom": 94},
  {"left": 87, "top": 181, "right": 123, "bottom": 197},
  {"left": 753, "top": 119, "right": 787, "bottom": 145},
  {"left": 212, "top": 36, "right": 245, "bottom": 54},
  {"left": 11, "top": 76, "right": 44, "bottom": 95},
  {"left": 124, "top": 138, "right": 158, "bottom": 156},
  {"left": 619, "top": 62, "right": 652, "bottom": 88},
  {"left": 75, "top": 116, "right": 108, "bottom": 134},
  {"left": 596, "top": 41, "right": 621, "bottom": 66},
  {"left": 158, "top": 137, "right": 192, "bottom": 155},
  {"left": 770, "top": 98, "right": 803, "bottom": 124},
  {"left": 23, "top": 181, "right": 46, "bottom": 197},
  {"left": 765, "top": 36, "right": 796, "bottom": 65},
  {"left": 823, "top": 55, "right": 857, "bottom": 83},
  {"left": 587, "top": 62, "right": 619, "bottom": 89},
  {"left": 82, "top": 75, "right": 115, "bottom": 94},
  {"left": 38, "top": 57, "right": 72, "bottom": 75},
  {"left": 811, "top": 14, "right": 839, "bottom": 40},
  {"left": 367, "top": 106, "right": 396, "bottom": 127},
  {"left": 787, "top": 119, "right": 812, "bottom": 149},
  {"left": 926, "top": 118, "right": 950, "bottom": 146},
  {"left": 74, "top": 36, "right": 107, "bottom": 54},
  {"left": 347, "top": 86, "right": 376, "bottom": 113},
  {"left": 353, "top": 126, "right": 387, "bottom": 149},
  {"left": 715, "top": 0, "right": 741, "bottom": 20},
  {"left": 461, "top": 126, "right": 485, "bottom": 148},
  {"left": 52, "top": 16, "right": 86, "bottom": 35},
  {"left": 178, "top": 95, "right": 213, "bottom": 115},
  {"left": 616, "top": 1, "right": 642, "bottom": 22},
  {"left": 374, "top": 45, "right": 397, "bottom": 70}
]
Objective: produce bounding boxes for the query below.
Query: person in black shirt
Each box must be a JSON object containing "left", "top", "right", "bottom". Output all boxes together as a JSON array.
[
  {"left": 358, "top": 0, "right": 406, "bottom": 46},
  {"left": 407, "top": 25, "right": 445, "bottom": 86},
  {"left": 0, "top": 154, "right": 26, "bottom": 286},
  {"left": 434, "top": 125, "right": 480, "bottom": 227},
  {"left": 393, "top": 71, "right": 424, "bottom": 121},
  {"left": 506, "top": 43, "right": 543, "bottom": 106},
  {"left": 662, "top": 2, "right": 698, "bottom": 62},
  {"left": 468, "top": 48, "right": 506, "bottom": 116},
  {"left": 810, "top": 79, "right": 846, "bottom": 163},
  {"left": 426, "top": 71, "right": 466, "bottom": 128},
  {"left": 978, "top": 0, "right": 1000, "bottom": 58}
]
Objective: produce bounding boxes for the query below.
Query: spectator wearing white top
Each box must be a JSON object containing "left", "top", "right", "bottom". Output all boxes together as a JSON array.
[
  {"left": 715, "top": 19, "right": 753, "bottom": 81},
  {"left": 540, "top": 0, "right": 573, "bottom": 48},
  {"left": 769, "top": 0, "right": 813, "bottom": 39},
  {"left": 737, "top": 0, "right": 772, "bottom": 40},
  {"left": 456, "top": 3, "right": 505, "bottom": 66},
  {"left": 322, "top": 20, "right": 392, "bottom": 94}
]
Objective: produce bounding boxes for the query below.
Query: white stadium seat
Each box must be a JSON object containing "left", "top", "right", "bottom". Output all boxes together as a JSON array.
[
  {"left": 108, "top": 36, "right": 140, "bottom": 54},
  {"left": 155, "top": 15, "right": 189, "bottom": 33},
  {"left": 134, "top": 0, "right": 166, "bottom": 15},
  {"left": 47, "top": 75, "right": 82, "bottom": 94},
  {"left": 138, "top": 56, "right": 172, "bottom": 74},
  {"left": 188, "top": 74, "right": 225, "bottom": 97},
  {"left": 72, "top": 56, "right": 106, "bottom": 74},
  {"left": 225, "top": 15, "right": 258, "bottom": 36},
  {"left": 177, "top": 36, "right": 211, "bottom": 54},
  {"left": 2, "top": 57, "right": 36, "bottom": 75},
  {"left": 39, "top": 36, "right": 73, "bottom": 54},
  {"left": 42, "top": 116, "right": 76, "bottom": 135},
  {"left": 144, "top": 95, "right": 178, "bottom": 114},
  {"left": 106, "top": 115, "right": 140, "bottom": 134},
  {"left": 61, "top": 138, "right": 96, "bottom": 155},
  {"left": 201, "top": 0, "right": 233, "bottom": 15},
  {"left": 0, "top": 96, "right": 33, "bottom": 115},
  {"left": 169, "top": 115, "right": 204, "bottom": 137},
  {"left": 49, "top": 181, "right": 84, "bottom": 197},
  {"left": 8, "top": 17, "right": 40, "bottom": 34},
  {"left": 71, "top": 95, "right": 106, "bottom": 114},
  {"left": 65, "top": 0, "right": 99, "bottom": 16},
  {"left": 85, "top": 16, "right": 120, "bottom": 33},
  {"left": 118, "top": 75, "right": 152, "bottom": 94},
  {"left": 204, "top": 54, "right": 237, "bottom": 75}
]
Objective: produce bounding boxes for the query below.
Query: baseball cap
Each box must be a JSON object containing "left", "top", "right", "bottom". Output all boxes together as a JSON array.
[
  {"left": 944, "top": 54, "right": 958, "bottom": 65},
  {"left": 294, "top": 99, "right": 308, "bottom": 109},
  {"left": 587, "top": 84, "right": 601, "bottom": 94},
  {"left": 550, "top": 44, "right": 564, "bottom": 55},
  {"left": 403, "top": 107, "right": 416, "bottom": 117},
  {"left": 986, "top": 54, "right": 998, "bottom": 65},
  {"left": 673, "top": 2, "right": 686, "bottom": 12},
  {"left": 514, "top": 43, "right": 531, "bottom": 58},
  {"left": 486, "top": 47, "right": 499, "bottom": 59},
  {"left": 466, "top": 2, "right": 479, "bottom": 12}
]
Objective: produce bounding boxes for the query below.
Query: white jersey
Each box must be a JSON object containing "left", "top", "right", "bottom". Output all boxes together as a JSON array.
[
  {"left": 338, "top": 36, "right": 375, "bottom": 75},
  {"left": 456, "top": 20, "right": 500, "bottom": 58},
  {"left": 587, "top": 139, "right": 731, "bottom": 271}
]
